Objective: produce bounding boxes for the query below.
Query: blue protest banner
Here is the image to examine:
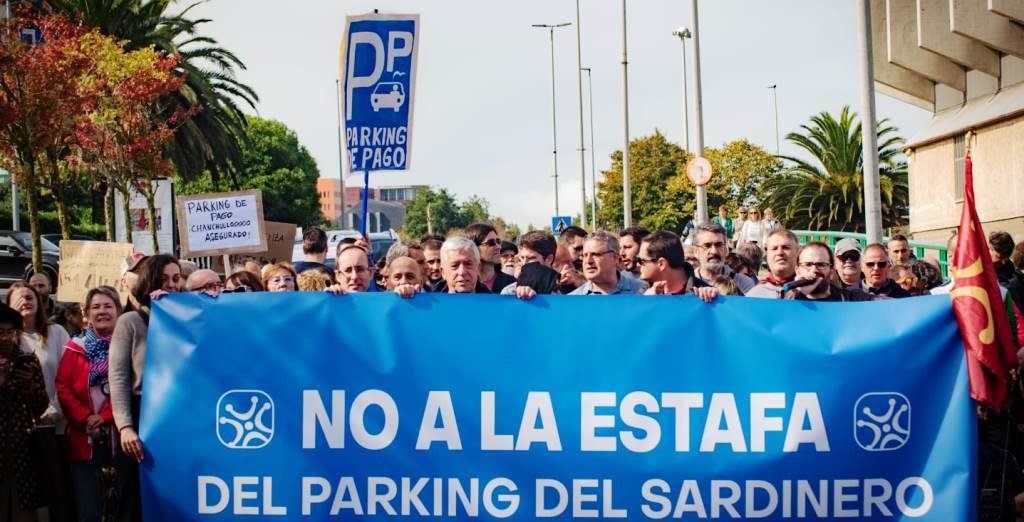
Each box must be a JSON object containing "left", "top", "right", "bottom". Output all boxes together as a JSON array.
[
  {"left": 141, "top": 294, "right": 974, "bottom": 520},
  {"left": 340, "top": 13, "right": 419, "bottom": 173}
]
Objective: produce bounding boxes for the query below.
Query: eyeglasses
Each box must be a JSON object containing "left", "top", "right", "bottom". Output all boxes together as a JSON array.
[
  {"left": 697, "top": 241, "right": 726, "bottom": 250},
  {"left": 580, "top": 250, "right": 616, "bottom": 261},
  {"left": 194, "top": 282, "right": 223, "bottom": 293},
  {"left": 635, "top": 256, "right": 656, "bottom": 265},
  {"left": 798, "top": 261, "right": 832, "bottom": 270},
  {"left": 837, "top": 252, "right": 861, "bottom": 262},
  {"left": 223, "top": 285, "right": 252, "bottom": 293},
  {"left": 572, "top": 245, "right": 584, "bottom": 253},
  {"left": 269, "top": 276, "right": 294, "bottom": 285},
  {"left": 863, "top": 261, "right": 889, "bottom": 269},
  {"left": 479, "top": 239, "right": 501, "bottom": 247}
]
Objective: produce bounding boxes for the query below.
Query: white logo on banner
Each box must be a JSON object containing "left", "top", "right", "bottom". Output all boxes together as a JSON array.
[
  {"left": 216, "top": 390, "right": 275, "bottom": 449},
  {"left": 854, "top": 392, "right": 910, "bottom": 451}
]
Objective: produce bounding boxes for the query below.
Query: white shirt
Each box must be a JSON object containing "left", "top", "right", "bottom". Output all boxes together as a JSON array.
[{"left": 22, "top": 323, "right": 71, "bottom": 433}]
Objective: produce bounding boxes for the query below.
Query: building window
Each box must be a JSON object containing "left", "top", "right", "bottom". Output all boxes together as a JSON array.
[{"left": 953, "top": 134, "right": 965, "bottom": 201}]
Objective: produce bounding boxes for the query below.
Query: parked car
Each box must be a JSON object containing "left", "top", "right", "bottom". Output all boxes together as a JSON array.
[
  {"left": 41, "top": 233, "right": 95, "bottom": 248},
  {"left": 0, "top": 231, "right": 60, "bottom": 288}
]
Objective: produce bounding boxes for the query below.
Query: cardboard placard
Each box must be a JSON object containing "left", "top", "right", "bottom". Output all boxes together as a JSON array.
[
  {"left": 56, "top": 240, "right": 135, "bottom": 304},
  {"left": 211, "top": 221, "right": 298, "bottom": 274},
  {"left": 176, "top": 190, "right": 268, "bottom": 258}
]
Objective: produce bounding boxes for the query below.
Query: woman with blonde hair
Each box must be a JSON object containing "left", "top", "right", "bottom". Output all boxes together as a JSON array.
[{"left": 262, "top": 263, "right": 297, "bottom": 292}]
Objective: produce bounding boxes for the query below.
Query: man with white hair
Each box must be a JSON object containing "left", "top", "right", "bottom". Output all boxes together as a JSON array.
[
  {"left": 185, "top": 269, "right": 223, "bottom": 297},
  {"left": 436, "top": 236, "right": 489, "bottom": 294}
]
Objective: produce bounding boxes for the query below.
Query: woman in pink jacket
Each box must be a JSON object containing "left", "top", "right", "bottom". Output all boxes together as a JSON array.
[{"left": 55, "top": 286, "right": 122, "bottom": 522}]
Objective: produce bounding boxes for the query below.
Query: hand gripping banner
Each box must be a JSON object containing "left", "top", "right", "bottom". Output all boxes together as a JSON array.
[{"left": 141, "top": 293, "right": 974, "bottom": 520}]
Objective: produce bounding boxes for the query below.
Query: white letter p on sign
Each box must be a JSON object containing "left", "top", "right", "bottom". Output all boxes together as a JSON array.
[{"left": 346, "top": 32, "right": 384, "bottom": 120}]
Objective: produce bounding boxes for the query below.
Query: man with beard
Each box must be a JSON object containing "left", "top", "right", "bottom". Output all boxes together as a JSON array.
[
  {"left": 569, "top": 232, "right": 648, "bottom": 295},
  {"left": 691, "top": 222, "right": 755, "bottom": 293},
  {"left": 783, "top": 242, "right": 872, "bottom": 301},
  {"left": 421, "top": 237, "right": 445, "bottom": 292},
  {"left": 746, "top": 229, "right": 799, "bottom": 298},
  {"left": 617, "top": 227, "right": 649, "bottom": 276},
  {"left": 636, "top": 231, "right": 718, "bottom": 301}
]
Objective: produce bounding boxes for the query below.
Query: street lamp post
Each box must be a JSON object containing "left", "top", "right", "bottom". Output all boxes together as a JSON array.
[
  {"left": 573, "top": 0, "right": 588, "bottom": 230},
  {"left": 620, "top": 0, "right": 632, "bottom": 228},
  {"left": 768, "top": 84, "right": 780, "bottom": 155},
  {"left": 689, "top": 0, "right": 708, "bottom": 224},
  {"left": 856, "top": 0, "right": 883, "bottom": 243},
  {"left": 533, "top": 22, "right": 571, "bottom": 218},
  {"left": 672, "top": 28, "right": 691, "bottom": 152},
  {"left": 582, "top": 67, "right": 598, "bottom": 228}
]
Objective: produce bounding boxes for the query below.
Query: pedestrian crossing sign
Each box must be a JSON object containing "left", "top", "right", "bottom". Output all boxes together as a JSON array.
[{"left": 551, "top": 216, "right": 573, "bottom": 237}]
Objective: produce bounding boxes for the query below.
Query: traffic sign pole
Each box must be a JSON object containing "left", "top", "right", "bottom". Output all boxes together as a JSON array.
[{"left": 360, "top": 171, "right": 370, "bottom": 237}]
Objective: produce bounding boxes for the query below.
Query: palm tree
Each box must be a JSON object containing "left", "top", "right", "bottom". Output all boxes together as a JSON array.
[
  {"left": 762, "top": 106, "right": 908, "bottom": 232},
  {"left": 52, "top": 0, "right": 257, "bottom": 186}
]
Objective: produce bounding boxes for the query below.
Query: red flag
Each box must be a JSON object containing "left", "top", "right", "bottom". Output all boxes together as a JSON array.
[{"left": 950, "top": 153, "right": 1018, "bottom": 411}]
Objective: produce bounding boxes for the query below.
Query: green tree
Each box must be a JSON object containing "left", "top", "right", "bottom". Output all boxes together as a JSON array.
[
  {"left": 458, "top": 195, "right": 490, "bottom": 225},
  {"left": 401, "top": 187, "right": 463, "bottom": 238},
  {"left": 762, "top": 106, "right": 908, "bottom": 232},
  {"left": 596, "top": 132, "right": 779, "bottom": 233},
  {"left": 178, "top": 117, "right": 324, "bottom": 228}
]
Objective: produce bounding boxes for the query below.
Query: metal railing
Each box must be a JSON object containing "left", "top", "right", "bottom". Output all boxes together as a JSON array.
[{"left": 792, "top": 230, "right": 949, "bottom": 278}]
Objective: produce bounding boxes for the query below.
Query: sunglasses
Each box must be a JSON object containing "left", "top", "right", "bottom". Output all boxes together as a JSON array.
[
  {"left": 223, "top": 285, "right": 252, "bottom": 293},
  {"left": 864, "top": 261, "right": 889, "bottom": 269},
  {"left": 479, "top": 239, "right": 501, "bottom": 247},
  {"left": 895, "top": 277, "right": 917, "bottom": 286},
  {"left": 838, "top": 251, "right": 861, "bottom": 262}
]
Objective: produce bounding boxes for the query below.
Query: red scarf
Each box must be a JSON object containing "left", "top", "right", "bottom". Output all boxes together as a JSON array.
[{"left": 760, "top": 272, "right": 794, "bottom": 287}]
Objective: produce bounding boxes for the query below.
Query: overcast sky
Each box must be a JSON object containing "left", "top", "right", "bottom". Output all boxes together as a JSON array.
[{"left": 188, "top": 0, "right": 932, "bottom": 230}]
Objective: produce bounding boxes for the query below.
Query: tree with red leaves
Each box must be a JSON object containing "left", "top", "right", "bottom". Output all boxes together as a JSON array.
[
  {"left": 73, "top": 31, "right": 199, "bottom": 253},
  {"left": 0, "top": 9, "right": 101, "bottom": 271}
]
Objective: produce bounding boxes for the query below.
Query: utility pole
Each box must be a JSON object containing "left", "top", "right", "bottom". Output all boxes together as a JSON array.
[
  {"left": 582, "top": 67, "right": 598, "bottom": 229},
  {"left": 768, "top": 84, "right": 780, "bottom": 155},
  {"left": 672, "top": 28, "right": 691, "bottom": 152},
  {"left": 335, "top": 79, "right": 347, "bottom": 228},
  {"left": 620, "top": 0, "right": 632, "bottom": 227},
  {"left": 532, "top": 22, "right": 572, "bottom": 217},
  {"left": 573, "top": 0, "right": 588, "bottom": 230},
  {"left": 689, "top": 0, "right": 708, "bottom": 224},
  {"left": 856, "top": 0, "right": 883, "bottom": 243}
]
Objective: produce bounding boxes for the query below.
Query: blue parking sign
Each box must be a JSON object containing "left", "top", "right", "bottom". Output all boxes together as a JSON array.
[{"left": 341, "top": 13, "right": 419, "bottom": 172}]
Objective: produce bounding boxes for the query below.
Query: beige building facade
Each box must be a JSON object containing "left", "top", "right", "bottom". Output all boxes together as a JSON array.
[{"left": 873, "top": 0, "right": 1024, "bottom": 244}]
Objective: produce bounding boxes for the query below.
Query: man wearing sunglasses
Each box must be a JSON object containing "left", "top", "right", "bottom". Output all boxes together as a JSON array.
[
  {"left": 834, "top": 238, "right": 864, "bottom": 290},
  {"left": 465, "top": 223, "right": 516, "bottom": 292},
  {"left": 569, "top": 232, "right": 648, "bottom": 295},
  {"left": 860, "top": 244, "right": 911, "bottom": 298},
  {"left": 637, "top": 231, "right": 718, "bottom": 302}
]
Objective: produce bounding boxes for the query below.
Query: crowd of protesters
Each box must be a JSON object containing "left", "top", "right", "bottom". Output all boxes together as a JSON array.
[{"left": 3, "top": 204, "right": 1024, "bottom": 521}]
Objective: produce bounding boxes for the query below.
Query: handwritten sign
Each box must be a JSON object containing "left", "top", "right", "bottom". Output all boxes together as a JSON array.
[
  {"left": 56, "top": 240, "right": 135, "bottom": 304},
  {"left": 210, "top": 221, "right": 297, "bottom": 274},
  {"left": 176, "top": 190, "right": 267, "bottom": 258}
]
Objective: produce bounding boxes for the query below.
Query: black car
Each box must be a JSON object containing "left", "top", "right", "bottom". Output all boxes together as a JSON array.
[
  {"left": 0, "top": 231, "right": 59, "bottom": 287},
  {"left": 41, "top": 233, "right": 94, "bottom": 248}
]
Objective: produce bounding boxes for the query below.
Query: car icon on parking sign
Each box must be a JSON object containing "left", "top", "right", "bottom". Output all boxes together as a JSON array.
[{"left": 371, "top": 82, "right": 405, "bottom": 112}]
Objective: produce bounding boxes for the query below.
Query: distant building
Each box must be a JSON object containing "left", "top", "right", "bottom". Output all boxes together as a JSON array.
[
  {"left": 379, "top": 185, "right": 427, "bottom": 204},
  {"left": 317, "top": 178, "right": 410, "bottom": 232},
  {"left": 871, "top": 0, "right": 1024, "bottom": 243}
]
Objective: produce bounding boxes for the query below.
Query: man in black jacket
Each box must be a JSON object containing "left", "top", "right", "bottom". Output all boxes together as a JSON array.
[
  {"left": 860, "top": 243, "right": 911, "bottom": 298},
  {"left": 990, "top": 231, "right": 1024, "bottom": 313}
]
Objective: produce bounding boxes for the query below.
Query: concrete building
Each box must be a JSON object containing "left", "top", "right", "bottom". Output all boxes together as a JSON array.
[
  {"left": 872, "top": 0, "right": 1024, "bottom": 244},
  {"left": 317, "top": 178, "right": 411, "bottom": 232}
]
